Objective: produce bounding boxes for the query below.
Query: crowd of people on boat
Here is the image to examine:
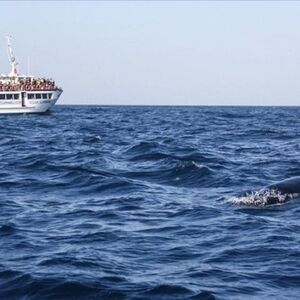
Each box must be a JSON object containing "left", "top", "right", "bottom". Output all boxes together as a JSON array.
[{"left": 0, "top": 78, "right": 58, "bottom": 92}]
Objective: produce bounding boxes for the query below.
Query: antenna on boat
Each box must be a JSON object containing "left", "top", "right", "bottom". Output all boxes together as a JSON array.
[
  {"left": 5, "top": 35, "right": 18, "bottom": 77},
  {"left": 27, "top": 56, "right": 30, "bottom": 76}
]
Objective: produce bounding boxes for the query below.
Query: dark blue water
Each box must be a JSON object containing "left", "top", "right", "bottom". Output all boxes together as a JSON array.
[{"left": 1, "top": 105, "right": 300, "bottom": 300}]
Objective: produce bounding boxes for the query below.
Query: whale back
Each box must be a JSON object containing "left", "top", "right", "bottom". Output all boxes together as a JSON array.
[
  {"left": 267, "top": 176, "right": 300, "bottom": 194},
  {"left": 228, "top": 176, "right": 300, "bottom": 206}
]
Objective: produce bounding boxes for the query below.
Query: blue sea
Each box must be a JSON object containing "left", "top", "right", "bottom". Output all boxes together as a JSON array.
[{"left": 1, "top": 105, "right": 300, "bottom": 300}]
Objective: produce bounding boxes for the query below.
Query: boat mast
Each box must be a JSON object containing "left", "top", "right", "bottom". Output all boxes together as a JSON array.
[{"left": 6, "top": 35, "right": 18, "bottom": 77}]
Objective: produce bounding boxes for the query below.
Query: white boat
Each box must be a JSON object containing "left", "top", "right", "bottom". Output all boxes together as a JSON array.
[{"left": 0, "top": 35, "right": 62, "bottom": 114}]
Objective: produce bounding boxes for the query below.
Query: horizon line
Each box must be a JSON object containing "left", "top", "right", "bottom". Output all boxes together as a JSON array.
[{"left": 57, "top": 103, "right": 300, "bottom": 107}]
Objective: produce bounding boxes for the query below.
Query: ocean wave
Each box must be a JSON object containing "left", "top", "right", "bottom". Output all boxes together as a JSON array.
[
  {"left": 0, "top": 274, "right": 108, "bottom": 300},
  {"left": 124, "top": 141, "right": 161, "bottom": 154},
  {"left": 0, "top": 224, "right": 17, "bottom": 236},
  {"left": 140, "top": 284, "right": 216, "bottom": 300},
  {"left": 0, "top": 268, "right": 214, "bottom": 300},
  {"left": 124, "top": 160, "right": 214, "bottom": 187}
]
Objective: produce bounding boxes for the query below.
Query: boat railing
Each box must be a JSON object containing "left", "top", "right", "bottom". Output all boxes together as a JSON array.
[{"left": 0, "top": 80, "right": 61, "bottom": 92}]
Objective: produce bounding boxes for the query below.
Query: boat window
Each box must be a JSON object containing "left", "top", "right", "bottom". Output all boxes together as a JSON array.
[
  {"left": 0, "top": 95, "right": 5, "bottom": 100},
  {"left": 48, "top": 93, "right": 52, "bottom": 99},
  {"left": 28, "top": 94, "right": 34, "bottom": 99},
  {"left": 42, "top": 94, "right": 47, "bottom": 99},
  {"left": 36, "top": 94, "right": 41, "bottom": 99},
  {"left": 6, "top": 94, "right": 12, "bottom": 100},
  {"left": 13, "top": 94, "right": 19, "bottom": 100}
]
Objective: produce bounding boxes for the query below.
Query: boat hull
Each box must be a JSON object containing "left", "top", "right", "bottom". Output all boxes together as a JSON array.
[{"left": 0, "top": 90, "right": 62, "bottom": 114}]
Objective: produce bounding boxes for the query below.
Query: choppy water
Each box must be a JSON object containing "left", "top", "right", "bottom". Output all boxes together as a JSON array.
[{"left": 1, "top": 105, "right": 300, "bottom": 300}]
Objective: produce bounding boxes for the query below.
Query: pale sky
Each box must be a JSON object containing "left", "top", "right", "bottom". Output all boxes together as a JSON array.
[{"left": 1, "top": 1, "right": 300, "bottom": 105}]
